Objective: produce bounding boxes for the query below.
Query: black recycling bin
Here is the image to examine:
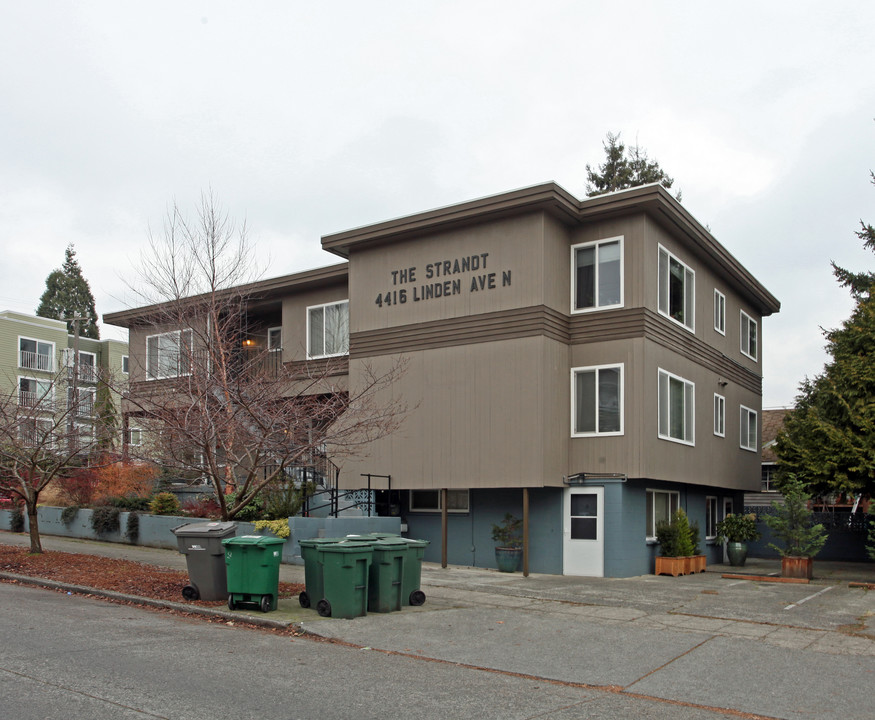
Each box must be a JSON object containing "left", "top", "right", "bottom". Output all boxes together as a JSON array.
[{"left": 172, "top": 521, "right": 237, "bottom": 601}]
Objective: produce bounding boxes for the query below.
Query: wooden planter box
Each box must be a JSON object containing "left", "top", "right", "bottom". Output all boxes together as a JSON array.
[
  {"left": 781, "top": 555, "right": 813, "bottom": 580},
  {"left": 655, "top": 555, "right": 707, "bottom": 577}
]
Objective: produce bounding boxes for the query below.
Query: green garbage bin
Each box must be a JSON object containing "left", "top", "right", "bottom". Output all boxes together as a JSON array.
[
  {"left": 343, "top": 533, "right": 428, "bottom": 609},
  {"left": 297, "top": 538, "right": 343, "bottom": 609},
  {"left": 171, "top": 521, "right": 237, "bottom": 601},
  {"left": 222, "top": 535, "right": 285, "bottom": 613},
  {"left": 398, "top": 538, "right": 429, "bottom": 606},
  {"left": 316, "top": 541, "right": 373, "bottom": 619}
]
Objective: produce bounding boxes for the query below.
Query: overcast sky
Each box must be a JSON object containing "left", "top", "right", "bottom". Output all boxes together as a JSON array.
[{"left": 2, "top": 1, "right": 873, "bottom": 407}]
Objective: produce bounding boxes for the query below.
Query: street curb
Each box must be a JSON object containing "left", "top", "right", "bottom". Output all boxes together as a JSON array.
[
  {"left": 0, "top": 571, "right": 299, "bottom": 631},
  {"left": 721, "top": 573, "right": 810, "bottom": 584}
]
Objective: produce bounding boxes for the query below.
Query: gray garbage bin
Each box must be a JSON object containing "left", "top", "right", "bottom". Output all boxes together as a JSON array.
[{"left": 172, "top": 521, "right": 237, "bottom": 601}]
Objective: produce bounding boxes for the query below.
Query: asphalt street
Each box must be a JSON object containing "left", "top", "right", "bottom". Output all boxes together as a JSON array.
[{"left": 2, "top": 533, "right": 874, "bottom": 719}]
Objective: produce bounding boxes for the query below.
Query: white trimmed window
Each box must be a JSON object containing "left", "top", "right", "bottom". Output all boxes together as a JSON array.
[
  {"left": 658, "top": 246, "right": 695, "bottom": 331},
  {"left": 19, "top": 377, "right": 52, "bottom": 408},
  {"left": 706, "top": 496, "right": 718, "bottom": 539},
  {"left": 122, "top": 355, "right": 129, "bottom": 374},
  {"left": 267, "top": 327, "right": 282, "bottom": 351},
  {"left": 658, "top": 369, "right": 695, "bottom": 445},
  {"left": 740, "top": 405, "right": 758, "bottom": 452},
  {"left": 64, "top": 348, "right": 97, "bottom": 382},
  {"left": 126, "top": 427, "right": 142, "bottom": 447},
  {"left": 741, "top": 311, "right": 758, "bottom": 360},
  {"left": 307, "top": 300, "right": 349, "bottom": 358},
  {"left": 571, "top": 364, "right": 623, "bottom": 436},
  {"left": 19, "top": 418, "right": 53, "bottom": 448},
  {"left": 714, "top": 289, "right": 726, "bottom": 335},
  {"left": 409, "top": 489, "right": 469, "bottom": 513},
  {"left": 646, "top": 489, "right": 679, "bottom": 539},
  {"left": 67, "top": 386, "right": 96, "bottom": 417},
  {"left": 571, "top": 237, "right": 623, "bottom": 312},
  {"left": 146, "top": 329, "right": 193, "bottom": 380},
  {"left": 19, "top": 337, "right": 54, "bottom": 372},
  {"left": 713, "top": 394, "right": 725, "bottom": 437}
]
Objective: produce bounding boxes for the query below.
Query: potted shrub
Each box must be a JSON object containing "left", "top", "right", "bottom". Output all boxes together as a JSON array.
[
  {"left": 654, "top": 508, "right": 706, "bottom": 576},
  {"left": 715, "top": 513, "right": 760, "bottom": 566},
  {"left": 491, "top": 513, "right": 523, "bottom": 572},
  {"left": 765, "top": 476, "right": 827, "bottom": 579}
]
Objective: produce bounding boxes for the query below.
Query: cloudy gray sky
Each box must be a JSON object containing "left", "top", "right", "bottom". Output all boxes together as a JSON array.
[{"left": 2, "top": 1, "right": 873, "bottom": 407}]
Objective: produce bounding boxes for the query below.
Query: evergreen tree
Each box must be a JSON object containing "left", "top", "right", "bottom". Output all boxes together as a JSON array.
[
  {"left": 585, "top": 132, "right": 682, "bottom": 200},
  {"left": 775, "top": 171, "right": 875, "bottom": 498},
  {"left": 36, "top": 244, "right": 100, "bottom": 339}
]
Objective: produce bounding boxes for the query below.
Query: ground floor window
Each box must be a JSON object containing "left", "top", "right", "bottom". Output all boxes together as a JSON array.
[
  {"left": 409, "top": 489, "right": 469, "bottom": 513},
  {"left": 646, "top": 489, "right": 679, "bottom": 539},
  {"left": 705, "top": 496, "right": 718, "bottom": 539}
]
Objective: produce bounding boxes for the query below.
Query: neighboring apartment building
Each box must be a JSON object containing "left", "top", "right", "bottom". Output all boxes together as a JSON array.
[
  {"left": 0, "top": 310, "right": 129, "bottom": 451},
  {"left": 105, "top": 183, "right": 780, "bottom": 577}
]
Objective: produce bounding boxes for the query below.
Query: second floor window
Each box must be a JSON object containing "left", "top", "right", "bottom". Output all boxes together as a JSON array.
[
  {"left": 572, "top": 364, "right": 623, "bottom": 436},
  {"left": 658, "top": 369, "right": 695, "bottom": 445},
  {"left": 714, "top": 290, "right": 726, "bottom": 335},
  {"left": 713, "top": 393, "right": 725, "bottom": 437},
  {"left": 740, "top": 405, "right": 758, "bottom": 452},
  {"left": 146, "top": 329, "right": 193, "bottom": 380},
  {"left": 19, "top": 377, "right": 51, "bottom": 408},
  {"left": 308, "top": 300, "right": 349, "bottom": 358},
  {"left": 658, "top": 246, "right": 695, "bottom": 331},
  {"left": 571, "top": 237, "right": 623, "bottom": 312},
  {"left": 267, "top": 327, "right": 282, "bottom": 351}
]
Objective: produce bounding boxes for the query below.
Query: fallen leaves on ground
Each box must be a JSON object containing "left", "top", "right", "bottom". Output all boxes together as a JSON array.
[{"left": 0, "top": 544, "right": 303, "bottom": 606}]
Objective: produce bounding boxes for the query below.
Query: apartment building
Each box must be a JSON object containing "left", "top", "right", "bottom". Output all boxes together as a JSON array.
[
  {"left": 0, "top": 310, "right": 129, "bottom": 451},
  {"left": 106, "top": 183, "right": 779, "bottom": 576}
]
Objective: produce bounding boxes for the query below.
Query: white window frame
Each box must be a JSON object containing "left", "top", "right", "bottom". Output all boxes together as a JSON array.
[
  {"left": 122, "top": 355, "right": 129, "bottom": 374},
  {"left": 267, "top": 327, "right": 282, "bottom": 351},
  {"left": 64, "top": 348, "right": 97, "bottom": 382},
  {"left": 658, "top": 245, "right": 695, "bottom": 332},
  {"left": 705, "top": 496, "right": 718, "bottom": 540},
  {"left": 19, "top": 417, "right": 54, "bottom": 448},
  {"left": 740, "top": 310, "right": 758, "bottom": 361},
  {"left": 68, "top": 386, "right": 96, "bottom": 417},
  {"left": 646, "top": 489, "right": 680, "bottom": 540},
  {"left": 18, "top": 336, "right": 55, "bottom": 372},
  {"left": 145, "top": 329, "right": 193, "bottom": 380},
  {"left": 713, "top": 393, "right": 725, "bottom": 437},
  {"left": 307, "top": 300, "right": 349, "bottom": 359},
  {"left": 571, "top": 363, "right": 624, "bottom": 437},
  {"left": 740, "top": 405, "right": 758, "bottom": 452},
  {"left": 570, "top": 236, "right": 624, "bottom": 313},
  {"left": 658, "top": 368, "right": 695, "bottom": 446},
  {"left": 409, "top": 489, "right": 469, "bottom": 513},
  {"left": 18, "top": 376, "right": 52, "bottom": 409},
  {"left": 126, "top": 427, "right": 142, "bottom": 447},
  {"left": 714, "top": 289, "right": 726, "bottom": 335}
]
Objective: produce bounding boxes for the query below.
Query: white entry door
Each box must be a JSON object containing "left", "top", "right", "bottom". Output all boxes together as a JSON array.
[{"left": 563, "top": 486, "right": 604, "bottom": 576}]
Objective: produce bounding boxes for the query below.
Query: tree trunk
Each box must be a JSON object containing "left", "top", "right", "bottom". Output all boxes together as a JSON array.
[{"left": 26, "top": 498, "right": 43, "bottom": 554}]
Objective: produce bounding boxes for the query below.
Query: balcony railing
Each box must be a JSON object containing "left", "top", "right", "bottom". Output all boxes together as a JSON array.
[
  {"left": 67, "top": 364, "right": 98, "bottom": 383},
  {"left": 20, "top": 351, "right": 53, "bottom": 372},
  {"left": 18, "top": 391, "right": 51, "bottom": 409}
]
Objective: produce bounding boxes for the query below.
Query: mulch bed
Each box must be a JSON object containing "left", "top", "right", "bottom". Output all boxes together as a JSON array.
[{"left": 0, "top": 543, "right": 303, "bottom": 606}]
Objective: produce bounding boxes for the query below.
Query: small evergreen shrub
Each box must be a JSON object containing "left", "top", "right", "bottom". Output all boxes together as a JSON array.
[
  {"left": 254, "top": 519, "right": 291, "bottom": 538},
  {"left": 149, "top": 492, "right": 181, "bottom": 516},
  {"left": 656, "top": 508, "right": 697, "bottom": 557},
  {"left": 126, "top": 511, "right": 140, "bottom": 543},
  {"left": 90, "top": 506, "right": 121, "bottom": 535},
  {"left": 105, "top": 496, "right": 152, "bottom": 512},
  {"left": 10, "top": 507, "right": 25, "bottom": 533},
  {"left": 61, "top": 506, "right": 81, "bottom": 526}
]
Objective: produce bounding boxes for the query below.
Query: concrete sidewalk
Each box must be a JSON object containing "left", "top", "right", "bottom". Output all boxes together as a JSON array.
[{"left": 4, "top": 531, "right": 875, "bottom": 720}]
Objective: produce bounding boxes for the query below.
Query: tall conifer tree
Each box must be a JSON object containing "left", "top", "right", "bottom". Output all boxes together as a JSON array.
[
  {"left": 36, "top": 244, "right": 100, "bottom": 339},
  {"left": 586, "top": 132, "right": 682, "bottom": 201}
]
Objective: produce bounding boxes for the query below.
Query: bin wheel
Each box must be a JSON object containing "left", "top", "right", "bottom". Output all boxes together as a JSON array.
[
  {"left": 316, "top": 599, "right": 332, "bottom": 617},
  {"left": 409, "top": 590, "right": 426, "bottom": 606},
  {"left": 182, "top": 584, "right": 200, "bottom": 601},
  {"left": 260, "top": 595, "right": 272, "bottom": 613},
  {"left": 227, "top": 596, "right": 236, "bottom": 611},
  {"left": 299, "top": 591, "right": 310, "bottom": 608}
]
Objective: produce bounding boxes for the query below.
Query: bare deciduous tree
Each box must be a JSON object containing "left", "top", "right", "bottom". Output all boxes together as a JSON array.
[
  {"left": 120, "top": 193, "right": 406, "bottom": 520},
  {"left": 0, "top": 367, "right": 107, "bottom": 553}
]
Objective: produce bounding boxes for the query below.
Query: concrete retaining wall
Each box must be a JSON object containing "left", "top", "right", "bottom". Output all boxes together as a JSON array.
[{"left": 0, "top": 507, "right": 401, "bottom": 565}]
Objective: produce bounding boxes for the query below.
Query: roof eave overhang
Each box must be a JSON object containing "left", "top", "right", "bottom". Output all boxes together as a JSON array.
[{"left": 103, "top": 262, "right": 349, "bottom": 328}]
